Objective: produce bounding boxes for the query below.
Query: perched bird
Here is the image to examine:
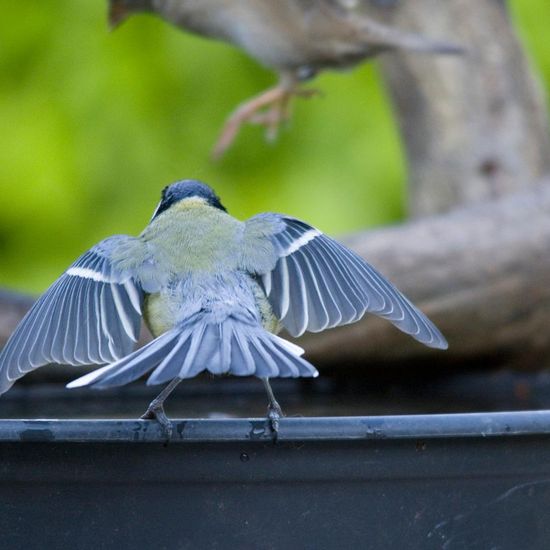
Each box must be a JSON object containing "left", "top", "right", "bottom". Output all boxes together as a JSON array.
[
  {"left": 0, "top": 180, "right": 447, "bottom": 436},
  {"left": 108, "top": 0, "right": 463, "bottom": 157}
]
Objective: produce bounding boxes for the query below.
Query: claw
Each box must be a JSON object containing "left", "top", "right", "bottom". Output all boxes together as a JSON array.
[
  {"left": 262, "top": 378, "right": 284, "bottom": 443},
  {"left": 211, "top": 76, "right": 319, "bottom": 159},
  {"left": 267, "top": 400, "right": 284, "bottom": 440},
  {"left": 141, "top": 402, "right": 173, "bottom": 441},
  {"left": 139, "top": 377, "right": 182, "bottom": 442}
]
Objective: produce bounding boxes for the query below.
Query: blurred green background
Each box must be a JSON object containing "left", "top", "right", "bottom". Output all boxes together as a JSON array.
[{"left": 0, "top": 1, "right": 548, "bottom": 292}]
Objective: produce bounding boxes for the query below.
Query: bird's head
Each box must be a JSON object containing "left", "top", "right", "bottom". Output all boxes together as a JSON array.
[
  {"left": 108, "top": 0, "right": 154, "bottom": 29},
  {"left": 151, "top": 180, "right": 227, "bottom": 220}
]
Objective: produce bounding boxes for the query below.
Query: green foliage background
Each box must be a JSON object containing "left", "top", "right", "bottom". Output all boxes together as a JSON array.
[{"left": 0, "top": 2, "right": 548, "bottom": 292}]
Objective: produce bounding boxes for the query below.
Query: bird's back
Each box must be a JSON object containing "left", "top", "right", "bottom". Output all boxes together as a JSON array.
[
  {"left": 152, "top": 0, "right": 459, "bottom": 73},
  {"left": 138, "top": 200, "right": 278, "bottom": 337},
  {"left": 142, "top": 198, "right": 242, "bottom": 273}
]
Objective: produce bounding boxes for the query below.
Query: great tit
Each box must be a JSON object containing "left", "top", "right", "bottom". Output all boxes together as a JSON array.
[{"left": 0, "top": 180, "right": 447, "bottom": 436}]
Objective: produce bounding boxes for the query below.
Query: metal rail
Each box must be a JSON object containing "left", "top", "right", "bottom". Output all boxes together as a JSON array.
[{"left": 3, "top": 410, "right": 550, "bottom": 443}]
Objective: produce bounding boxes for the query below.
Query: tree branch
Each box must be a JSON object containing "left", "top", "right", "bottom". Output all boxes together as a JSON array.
[
  {"left": 372, "top": 0, "right": 550, "bottom": 215},
  {"left": 2, "top": 1, "right": 549, "bottom": 378},
  {"left": 0, "top": 290, "right": 34, "bottom": 348},
  {"left": 299, "top": 180, "right": 550, "bottom": 370}
]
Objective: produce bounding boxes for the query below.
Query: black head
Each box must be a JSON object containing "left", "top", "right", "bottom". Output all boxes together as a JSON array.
[{"left": 151, "top": 180, "right": 227, "bottom": 220}]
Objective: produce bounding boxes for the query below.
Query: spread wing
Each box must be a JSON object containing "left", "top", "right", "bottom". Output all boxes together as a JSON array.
[
  {"left": 244, "top": 214, "right": 447, "bottom": 349},
  {"left": 0, "top": 235, "right": 146, "bottom": 394}
]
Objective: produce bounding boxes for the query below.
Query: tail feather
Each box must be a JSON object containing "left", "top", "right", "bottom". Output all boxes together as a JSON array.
[
  {"left": 66, "top": 330, "right": 178, "bottom": 389},
  {"left": 230, "top": 328, "right": 256, "bottom": 377},
  {"left": 179, "top": 325, "right": 207, "bottom": 380},
  {"left": 66, "top": 317, "right": 318, "bottom": 390},
  {"left": 267, "top": 341, "right": 302, "bottom": 377},
  {"left": 146, "top": 329, "right": 193, "bottom": 385},
  {"left": 248, "top": 335, "right": 280, "bottom": 378},
  {"left": 219, "top": 322, "right": 232, "bottom": 374},
  {"left": 189, "top": 324, "right": 224, "bottom": 377}
]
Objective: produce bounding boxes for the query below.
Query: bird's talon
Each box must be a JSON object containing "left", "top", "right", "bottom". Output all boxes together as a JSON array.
[
  {"left": 267, "top": 401, "right": 284, "bottom": 439},
  {"left": 294, "top": 87, "right": 321, "bottom": 98},
  {"left": 212, "top": 81, "right": 306, "bottom": 157},
  {"left": 269, "top": 417, "right": 279, "bottom": 435},
  {"left": 141, "top": 403, "right": 173, "bottom": 441},
  {"left": 265, "top": 126, "right": 279, "bottom": 143},
  {"left": 249, "top": 112, "right": 274, "bottom": 126}
]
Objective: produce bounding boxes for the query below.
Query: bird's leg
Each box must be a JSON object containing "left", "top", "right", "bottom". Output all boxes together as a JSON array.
[
  {"left": 212, "top": 73, "right": 321, "bottom": 158},
  {"left": 249, "top": 88, "right": 323, "bottom": 148},
  {"left": 262, "top": 377, "right": 284, "bottom": 440},
  {"left": 253, "top": 91, "right": 294, "bottom": 143},
  {"left": 212, "top": 85, "right": 292, "bottom": 158},
  {"left": 140, "top": 377, "right": 183, "bottom": 441},
  {"left": 248, "top": 87, "right": 321, "bottom": 128}
]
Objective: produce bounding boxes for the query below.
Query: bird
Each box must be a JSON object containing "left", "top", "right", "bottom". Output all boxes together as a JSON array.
[
  {"left": 0, "top": 179, "right": 447, "bottom": 438},
  {"left": 107, "top": 0, "right": 464, "bottom": 157}
]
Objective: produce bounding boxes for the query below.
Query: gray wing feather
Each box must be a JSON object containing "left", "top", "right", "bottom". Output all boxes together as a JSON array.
[
  {"left": 0, "top": 235, "right": 145, "bottom": 394},
  {"left": 246, "top": 215, "right": 447, "bottom": 349}
]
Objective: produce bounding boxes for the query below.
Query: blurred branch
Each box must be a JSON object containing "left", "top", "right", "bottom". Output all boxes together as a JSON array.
[
  {"left": 301, "top": 180, "right": 550, "bottom": 371},
  {"left": 1, "top": 0, "right": 549, "bottom": 376},
  {"left": 0, "top": 291, "right": 34, "bottom": 348},
  {"left": 373, "top": 0, "right": 550, "bottom": 216},
  {"left": 289, "top": 0, "right": 550, "bottom": 372}
]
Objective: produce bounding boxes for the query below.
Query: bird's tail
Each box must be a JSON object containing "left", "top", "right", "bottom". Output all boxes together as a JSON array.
[
  {"left": 67, "top": 314, "right": 318, "bottom": 389},
  {"left": 359, "top": 18, "right": 464, "bottom": 55}
]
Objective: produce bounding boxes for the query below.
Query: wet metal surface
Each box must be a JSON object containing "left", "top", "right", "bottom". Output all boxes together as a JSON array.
[
  {"left": 3, "top": 410, "right": 550, "bottom": 443},
  {"left": 1, "top": 415, "right": 550, "bottom": 549},
  {"left": 2, "top": 370, "right": 550, "bottom": 548},
  {"left": 5, "top": 369, "right": 550, "bottom": 420}
]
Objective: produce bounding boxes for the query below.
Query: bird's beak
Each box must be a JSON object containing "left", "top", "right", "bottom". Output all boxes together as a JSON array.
[{"left": 108, "top": 1, "right": 129, "bottom": 31}]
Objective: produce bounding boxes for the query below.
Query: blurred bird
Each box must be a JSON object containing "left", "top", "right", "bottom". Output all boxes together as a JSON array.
[
  {"left": 108, "top": 0, "right": 463, "bottom": 157},
  {"left": 0, "top": 180, "right": 447, "bottom": 437}
]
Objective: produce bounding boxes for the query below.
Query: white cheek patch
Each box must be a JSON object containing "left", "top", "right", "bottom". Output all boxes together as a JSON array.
[
  {"left": 150, "top": 200, "right": 162, "bottom": 222},
  {"left": 283, "top": 229, "right": 322, "bottom": 256},
  {"left": 66, "top": 267, "right": 110, "bottom": 283}
]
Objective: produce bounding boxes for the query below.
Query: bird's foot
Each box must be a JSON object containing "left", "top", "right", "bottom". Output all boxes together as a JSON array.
[
  {"left": 212, "top": 86, "right": 289, "bottom": 158},
  {"left": 267, "top": 400, "right": 284, "bottom": 442},
  {"left": 249, "top": 105, "right": 291, "bottom": 142},
  {"left": 249, "top": 87, "right": 321, "bottom": 141},
  {"left": 212, "top": 84, "right": 320, "bottom": 158},
  {"left": 293, "top": 87, "right": 322, "bottom": 99},
  {"left": 141, "top": 402, "right": 173, "bottom": 441}
]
